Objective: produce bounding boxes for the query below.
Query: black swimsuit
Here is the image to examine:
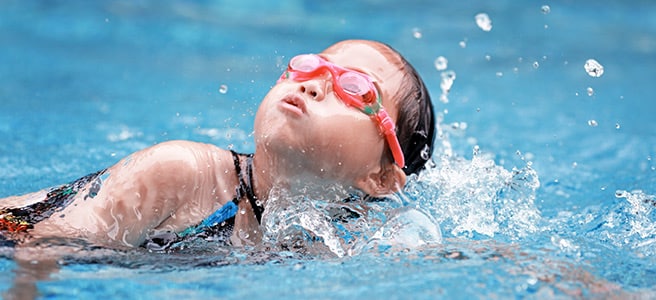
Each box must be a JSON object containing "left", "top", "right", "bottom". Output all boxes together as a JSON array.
[{"left": 0, "top": 169, "right": 106, "bottom": 237}]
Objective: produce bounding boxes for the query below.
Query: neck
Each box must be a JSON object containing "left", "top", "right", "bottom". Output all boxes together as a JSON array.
[{"left": 251, "top": 149, "right": 356, "bottom": 206}]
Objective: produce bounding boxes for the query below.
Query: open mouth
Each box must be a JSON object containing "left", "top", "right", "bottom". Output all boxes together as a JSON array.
[{"left": 279, "top": 95, "right": 307, "bottom": 116}]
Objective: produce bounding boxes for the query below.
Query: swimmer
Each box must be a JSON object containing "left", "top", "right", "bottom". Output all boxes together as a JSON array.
[{"left": 0, "top": 40, "right": 435, "bottom": 250}]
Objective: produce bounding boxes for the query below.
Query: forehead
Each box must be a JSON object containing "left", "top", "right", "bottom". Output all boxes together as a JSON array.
[{"left": 319, "top": 42, "right": 403, "bottom": 84}]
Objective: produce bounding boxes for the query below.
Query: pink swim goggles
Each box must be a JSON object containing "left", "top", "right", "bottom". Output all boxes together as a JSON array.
[{"left": 279, "top": 54, "right": 405, "bottom": 168}]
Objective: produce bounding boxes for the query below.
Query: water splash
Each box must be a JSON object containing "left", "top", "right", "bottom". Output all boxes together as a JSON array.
[
  {"left": 607, "top": 190, "right": 656, "bottom": 254},
  {"left": 261, "top": 188, "right": 348, "bottom": 257},
  {"left": 403, "top": 119, "right": 542, "bottom": 240},
  {"left": 261, "top": 188, "right": 442, "bottom": 257}
]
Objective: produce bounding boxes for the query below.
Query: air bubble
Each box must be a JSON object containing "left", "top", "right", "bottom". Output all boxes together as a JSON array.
[
  {"left": 459, "top": 40, "right": 467, "bottom": 48},
  {"left": 532, "top": 61, "right": 540, "bottom": 69},
  {"left": 587, "top": 87, "right": 594, "bottom": 96},
  {"left": 434, "top": 56, "right": 448, "bottom": 71},
  {"left": 219, "top": 84, "right": 228, "bottom": 94},
  {"left": 541, "top": 5, "right": 551, "bottom": 14},
  {"left": 587, "top": 120, "right": 598, "bottom": 127},
  {"left": 615, "top": 123, "right": 621, "bottom": 129},
  {"left": 584, "top": 59, "right": 604, "bottom": 77},
  {"left": 475, "top": 13, "right": 492, "bottom": 32}
]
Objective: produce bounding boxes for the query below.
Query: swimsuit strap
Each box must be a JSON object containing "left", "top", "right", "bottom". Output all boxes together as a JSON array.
[{"left": 243, "top": 153, "right": 264, "bottom": 223}]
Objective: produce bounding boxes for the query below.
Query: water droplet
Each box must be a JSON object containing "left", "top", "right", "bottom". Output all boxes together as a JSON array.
[
  {"left": 615, "top": 123, "right": 621, "bottom": 129},
  {"left": 439, "top": 70, "right": 456, "bottom": 104},
  {"left": 572, "top": 162, "right": 578, "bottom": 168},
  {"left": 541, "top": 5, "right": 551, "bottom": 14},
  {"left": 587, "top": 120, "right": 598, "bottom": 127},
  {"left": 420, "top": 144, "right": 431, "bottom": 160},
  {"left": 475, "top": 13, "right": 492, "bottom": 32},
  {"left": 496, "top": 72, "right": 504, "bottom": 77},
  {"left": 459, "top": 40, "right": 467, "bottom": 48},
  {"left": 434, "top": 56, "right": 448, "bottom": 71},
  {"left": 240, "top": 209, "right": 246, "bottom": 215},
  {"left": 584, "top": 59, "right": 604, "bottom": 77},
  {"left": 219, "top": 84, "right": 228, "bottom": 94},
  {"left": 485, "top": 54, "right": 491, "bottom": 61},
  {"left": 532, "top": 61, "right": 540, "bottom": 69},
  {"left": 412, "top": 27, "right": 422, "bottom": 39},
  {"left": 587, "top": 87, "right": 594, "bottom": 96}
]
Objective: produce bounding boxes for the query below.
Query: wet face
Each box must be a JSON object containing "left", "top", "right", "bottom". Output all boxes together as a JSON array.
[{"left": 253, "top": 40, "right": 405, "bottom": 188}]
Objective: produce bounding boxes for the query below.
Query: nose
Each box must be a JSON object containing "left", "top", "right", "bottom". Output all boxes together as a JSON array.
[{"left": 299, "top": 80, "right": 325, "bottom": 101}]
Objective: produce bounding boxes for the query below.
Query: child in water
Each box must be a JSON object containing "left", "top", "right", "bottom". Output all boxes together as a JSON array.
[{"left": 0, "top": 39, "right": 435, "bottom": 250}]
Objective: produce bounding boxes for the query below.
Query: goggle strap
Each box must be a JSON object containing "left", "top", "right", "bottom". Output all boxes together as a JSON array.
[{"left": 375, "top": 109, "right": 405, "bottom": 168}]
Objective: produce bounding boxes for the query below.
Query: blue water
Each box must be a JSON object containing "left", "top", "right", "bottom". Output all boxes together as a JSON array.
[{"left": 1, "top": 0, "right": 655, "bottom": 298}]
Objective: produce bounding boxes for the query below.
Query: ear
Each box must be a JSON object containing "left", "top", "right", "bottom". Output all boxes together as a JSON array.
[{"left": 355, "top": 163, "right": 407, "bottom": 197}]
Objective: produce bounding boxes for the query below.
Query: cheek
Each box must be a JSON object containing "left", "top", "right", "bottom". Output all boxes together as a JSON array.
[{"left": 312, "top": 113, "right": 385, "bottom": 166}]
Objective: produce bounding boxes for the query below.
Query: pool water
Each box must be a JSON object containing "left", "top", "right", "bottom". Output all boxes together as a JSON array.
[{"left": 1, "top": 0, "right": 655, "bottom": 298}]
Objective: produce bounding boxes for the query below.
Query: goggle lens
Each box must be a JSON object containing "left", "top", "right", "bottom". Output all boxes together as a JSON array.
[{"left": 290, "top": 55, "right": 321, "bottom": 72}]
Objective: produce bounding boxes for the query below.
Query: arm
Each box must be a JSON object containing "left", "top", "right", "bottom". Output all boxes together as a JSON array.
[{"left": 33, "top": 140, "right": 233, "bottom": 247}]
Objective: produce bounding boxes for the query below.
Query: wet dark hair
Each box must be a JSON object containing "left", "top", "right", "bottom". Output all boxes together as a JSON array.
[{"left": 382, "top": 44, "right": 436, "bottom": 176}]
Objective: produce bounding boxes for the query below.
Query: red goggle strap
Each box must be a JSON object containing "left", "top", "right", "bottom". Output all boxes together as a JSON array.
[{"left": 375, "top": 108, "right": 405, "bottom": 168}]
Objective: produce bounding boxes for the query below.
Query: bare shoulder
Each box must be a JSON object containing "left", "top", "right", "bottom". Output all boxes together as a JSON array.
[{"left": 118, "top": 140, "right": 229, "bottom": 174}]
